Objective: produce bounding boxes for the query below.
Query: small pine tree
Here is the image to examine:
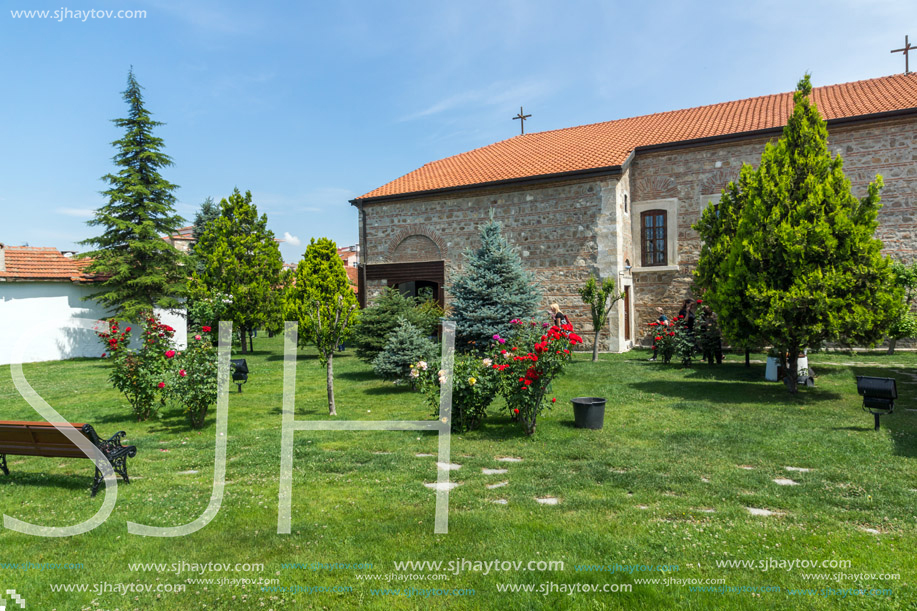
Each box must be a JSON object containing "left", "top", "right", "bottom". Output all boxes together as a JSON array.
[
  {"left": 372, "top": 318, "right": 438, "bottom": 383},
  {"left": 351, "top": 287, "right": 442, "bottom": 362},
  {"left": 79, "top": 69, "right": 186, "bottom": 319},
  {"left": 449, "top": 216, "right": 540, "bottom": 350}
]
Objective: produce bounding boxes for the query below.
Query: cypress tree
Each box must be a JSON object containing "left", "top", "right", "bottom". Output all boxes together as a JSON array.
[
  {"left": 696, "top": 75, "right": 903, "bottom": 392},
  {"left": 80, "top": 69, "right": 186, "bottom": 319}
]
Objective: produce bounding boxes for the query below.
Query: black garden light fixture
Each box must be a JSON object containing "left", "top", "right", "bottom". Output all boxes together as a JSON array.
[
  {"left": 855, "top": 376, "right": 897, "bottom": 431},
  {"left": 230, "top": 359, "right": 249, "bottom": 393}
]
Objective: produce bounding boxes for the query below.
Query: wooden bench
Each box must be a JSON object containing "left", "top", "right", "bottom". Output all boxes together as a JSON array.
[{"left": 0, "top": 421, "right": 137, "bottom": 497}]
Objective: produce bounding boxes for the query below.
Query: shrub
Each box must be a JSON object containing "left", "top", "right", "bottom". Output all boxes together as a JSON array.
[
  {"left": 414, "top": 354, "right": 500, "bottom": 433},
  {"left": 647, "top": 319, "right": 676, "bottom": 364},
  {"left": 352, "top": 287, "right": 442, "bottom": 363},
  {"left": 96, "top": 315, "right": 176, "bottom": 421},
  {"left": 167, "top": 328, "right": 218, "bottom": 428},
  {"left": 491, "top": 319, "right": 582, "bottom": 435},
  {"left": 372, "top": 318, "right": 438, "bottom": 383}
]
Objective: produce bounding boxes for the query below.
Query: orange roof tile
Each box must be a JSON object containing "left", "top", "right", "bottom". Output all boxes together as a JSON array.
[
  {"left": 356, "top": 73, "right": 917, "bottom": 200},
  {"left": 0, "top": 246, "right": 102, "bottom": 283}
]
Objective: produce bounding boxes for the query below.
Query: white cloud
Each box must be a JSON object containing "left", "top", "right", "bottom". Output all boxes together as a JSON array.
[
  {"left": 56, "top": 207, "right": 95, "bottom": 218},
  {"left": 399, "top": 79, "right": 554, "bottom": 123},
  {"left": 282, "top": 232, "right": 301, "bottom": 246}
]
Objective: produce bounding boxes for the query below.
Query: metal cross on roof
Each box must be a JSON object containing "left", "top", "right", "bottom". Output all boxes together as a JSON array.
[
  {"left": 512, "top": 106, "right": 532, "bottom": 135},
  {"left": 891, "top": 35, "right": 914, "bottom": 75}
]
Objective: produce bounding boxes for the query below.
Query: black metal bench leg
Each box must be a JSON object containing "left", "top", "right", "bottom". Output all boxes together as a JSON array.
[
  {"left": 91, "top": 466, "right": 103, "bottom": 497},
  {"left": 0, "top": 454, "right": 8, "bottom": 476},
  {"left": 111, "top": 454, "right": 131, "bottom": 484}
]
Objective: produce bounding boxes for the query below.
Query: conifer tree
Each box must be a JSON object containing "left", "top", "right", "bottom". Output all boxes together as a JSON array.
[
  {"left": 191, "top": 188, "right": 284, "bottom": 353},
  {"left": 351, "top": 287, "right": 442, "bottom": 363},
  {"left": 80, "top": 69, "right": 186, "bottom": 319},
  {"left": 695, "top": 75, "right": 903, "bottom": 392},
  {"left": 284, "top": 238, "right": 359, "bottom": 415},
  {"left": 371, "top": 318, "right": 437, "bottom": 383},
  {"left": 449, "top": 216, "right": 540, "bottom": 350}
]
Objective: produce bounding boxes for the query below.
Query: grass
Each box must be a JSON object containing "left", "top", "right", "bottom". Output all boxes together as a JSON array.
[{"left": 0, "top": 336, "right": 915, "bottom": 610}]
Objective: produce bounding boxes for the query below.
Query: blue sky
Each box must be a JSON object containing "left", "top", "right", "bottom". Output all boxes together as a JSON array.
[{"left": 1, "top": 0, "right": 913, "bottom": 262}]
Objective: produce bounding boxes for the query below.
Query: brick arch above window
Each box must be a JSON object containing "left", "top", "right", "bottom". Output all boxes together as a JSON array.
[
  {"left": 386, "top": 224, "right": 448, "bottom": 262},
  {"left": 634, "top": 176, "right": 677, "bottom": 201},
  {"left": 700, "top": 168, "right": 740, "bottom": 196}
]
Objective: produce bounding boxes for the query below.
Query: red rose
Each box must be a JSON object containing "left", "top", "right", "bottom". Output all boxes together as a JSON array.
[
  {"left": 551, "top": 397, "right": 556, "bottom": 403},
  {"left": 125, "top": 327, "right": 131, "bottom": 332},
  {"left": 157, "top": 382, "right": 165, "bottom": 389},
  {"left": 101, "top": 353, "right": 106, "bottom": 358},
  {"left": 165, "top": 350, "right": 176, "bottom": 358},
  {"left": 179, "top": 369, "right": 187, "bottom": 377},
  {"left": 202, "top": 326, "right": 212, "bottom": 333},
  {"left": 109, "top": 338, "right": 117, "bottom": 346},
  {"left": 513, "top": 408, "right": 520, "bottom": 414},
  {"left": 655, "top": 336, "right": 662, "bottom": 341},
  {"left": 696, "top": 299, "right": 703, "bottom": 304}
]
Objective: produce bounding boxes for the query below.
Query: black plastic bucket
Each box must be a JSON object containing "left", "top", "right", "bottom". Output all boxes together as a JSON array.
[{"left": 571, "top": 397, "right": 606, "bottom": 429}]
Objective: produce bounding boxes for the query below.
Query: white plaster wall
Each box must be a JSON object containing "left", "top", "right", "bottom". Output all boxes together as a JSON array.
[{"left": 0, "top": 282, "right": 186, "bottom": 365}]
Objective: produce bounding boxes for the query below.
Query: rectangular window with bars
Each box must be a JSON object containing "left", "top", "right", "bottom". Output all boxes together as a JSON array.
[{"left": 641, "top": 210, "right": 667, "bottom": 266}]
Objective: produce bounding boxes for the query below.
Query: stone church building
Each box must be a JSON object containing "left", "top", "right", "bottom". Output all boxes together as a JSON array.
[{"left": 351, "top": 74, "right": 917, "bottom": 352}]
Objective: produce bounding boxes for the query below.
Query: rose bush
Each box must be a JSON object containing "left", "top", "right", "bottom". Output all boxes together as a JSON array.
[
  {"left": 166, "top": 329, "right": 218, "bottom": 428},
  {"left": 647, "top": 319, "right": 676, "bottom": 364},
  {"left": 96, "top": 314, "right": 176, "bottom": 421},
  {"left": 493, "top": 319, "right": 582, "bottom": 435},
  {"left": 414, "top": 355, "right": 500, "bottom": 433}
]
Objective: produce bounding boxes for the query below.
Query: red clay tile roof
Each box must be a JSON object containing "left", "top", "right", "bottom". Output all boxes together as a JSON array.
[
  {"left": 0, "top": 246, "right": 102, "bottom": 283},
  {"left": 356, "top": 73, "right": 917, "bottom": 200},
  {"left": 165, "top": 226, "right": 195, "bottom": 240}
]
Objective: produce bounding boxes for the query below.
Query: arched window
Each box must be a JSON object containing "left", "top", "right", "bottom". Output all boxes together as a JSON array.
[{"left": 641, "top": 209, "right": 667, "bottom": 267}]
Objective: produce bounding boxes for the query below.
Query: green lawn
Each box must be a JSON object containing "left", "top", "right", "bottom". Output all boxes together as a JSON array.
[{"left": 1, "top": 337, "right": 915, "bottom": 610}]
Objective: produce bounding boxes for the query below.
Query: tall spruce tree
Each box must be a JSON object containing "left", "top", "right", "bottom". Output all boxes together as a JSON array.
[
  {"left": 80, "top": 69, "right": 186, "bottom": 319},
  {"left": 696, "top": 75, "right": 903, "bottom": 392},
  {"left": 192, "top": 197, "right": 219, "bottom": 243},
  {"left": 449, "top": 216, "right": 540, "bottom": 350},
  {"left": 284, "top": 238, "right": 359, "bottom": 415},
  {"left": 191, "top": 188, "right": 284, "bottom": 353}
]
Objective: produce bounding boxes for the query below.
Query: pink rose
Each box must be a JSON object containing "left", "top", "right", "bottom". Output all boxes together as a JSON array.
[
  {"left": 165, "top": 350, "right": 176, "bottom": 358},
  {"left": 195, "top": 335, "right": 202, "bottom": 341}
]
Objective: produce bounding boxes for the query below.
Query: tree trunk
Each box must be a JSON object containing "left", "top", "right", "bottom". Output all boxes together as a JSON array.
[
  {"left": 326, "top": 354, "right": 336, "bottom": 416},
  {"left": 745, "top": 347, "right": 750, "bottom": 367},
  {"left": 239, "top": 326, "right": 248, "bottom": 354},
  {"left": 592, "top": 331, "right": 600, "bottom": 362},
  {"left": 786, "top": 351, "right": 799, "bottom": 394},
  {"left": 887, "top": 337, "right": 897, "bottom": 356}
]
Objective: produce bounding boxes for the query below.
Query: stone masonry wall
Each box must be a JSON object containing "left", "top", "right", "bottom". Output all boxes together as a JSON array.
[{"left": 361, "top": 179, "right": 619, "bottom": 350}]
